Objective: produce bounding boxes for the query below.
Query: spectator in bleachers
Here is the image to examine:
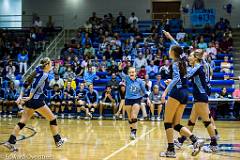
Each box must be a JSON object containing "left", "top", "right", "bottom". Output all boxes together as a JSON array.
[
  {"left": 216, "top": 87, "right": 232, "bottom": 118},
  {"left": 17, "top": 49, "right": 29, "bottom": 74},
  {"left": 84, "top": 20, "right": 93, "bottom": 33},
  {"left": 99, "top": 85, "right": 117, "bottom": 119},
  {"left": 233, "top": 84, "right": 240, "bottom": 119},
  {"left": 62, "top": 82, "right": 75, "bottom": 119},
  {"left": 81, "top": 33, "right": 92, "bottom": 47},
  {"left": 206, "top": 54, "right": 216, "bottom": 71},
  {"left": 116, "top": 11, "right": 127, "bottom": 30},
  {"left": 176, "top": 28, "right": 186, "bottom": 41},
  {"left": 89, "top": 12, "right": 101, "bottom": 27},
  {"left": 86, "top": 84, "right": 99, "bottom": 116},
  {"left": 2, "top": 81, "right": 17, "bottom": 118},
  {"left": 84, "top": 43, "right": 95, "bottom": 59},
  {"left": 206, "top": 42, "right": 217, "bottom": 59},
  {"left": 215, "top": 18, "right": 226, "bottom": 31},
  {"left": 198, "top": 36, "right": 208, "bottom": 49},
  {"left": 133, "top": 52, "right": 147, "bottom": 72},
  {"left": 137, "top": 66, "right": 147, "bottom": 79},
  {"left": 107, "top": 60, "right": 119, "bottom": 75},
  {"left": 33, "top": 16, "right": 42, "bottom": 28},
  {"left": 153, "top": 74, "right": 166, "bottom": 91},
  {"left": 144, "top": 75, "right": 152, "bottom": 95},
  {"left": 50, "top": 84, "right": 62, "bottom": 117},
  {"left": 159, "top": 59, "right": 171, "bottom": 79},
  {"left": 220, "top": 36, "right": 232, "bottom": 53},
  {"left": 149, "top": 85, "right": 163, "bottom": 121},
  {"left": 99, "top": 56, "right": 108, "bottom": 72},
  {"left": 83, "top": 66, "right": 98, "bottom": 85},
  {"left": 75, "top": 83, "right": 92, "bottom": 119},
  {"left": 5, "top": 60, "right": 16, "bottom": 81},
  {"left": 107, "top": 73, "right": 120, "bottom": 93},
  {"left": 220, "top": 56, "right": 232, "bottom": 73},
  {"left": 63, "top": 66, "right": 76, "bottom": 80},
  {"left": 128, "top": 12, "right": 139, "bottom": 25},
  {"left": 49, "top": 74, "right": 64, "bottom": 89},
  {"left": 146, "top": 60, "right": 158, "bottom": 79},
  {"left": 46, "top": 16, "right": 55, "bottom": 30}
]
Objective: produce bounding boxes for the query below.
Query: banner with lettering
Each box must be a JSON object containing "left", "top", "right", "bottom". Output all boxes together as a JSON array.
[{"left": 190, "top": 9, "right": 215, "bottom": 27}]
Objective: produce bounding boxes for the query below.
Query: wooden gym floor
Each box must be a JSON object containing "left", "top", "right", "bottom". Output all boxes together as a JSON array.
[{"left": 0, "top": 118, "right": 240, "bottom": 160}]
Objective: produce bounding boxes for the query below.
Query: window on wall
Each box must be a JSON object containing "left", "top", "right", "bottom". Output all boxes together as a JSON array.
[{"left": 0, "top": 0, "right": 22, "bottom": 28}]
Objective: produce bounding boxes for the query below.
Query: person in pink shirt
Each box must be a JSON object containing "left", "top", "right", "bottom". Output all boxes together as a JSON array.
[{"left": 233, "top": 84, "right": 240, "bottom": 119}]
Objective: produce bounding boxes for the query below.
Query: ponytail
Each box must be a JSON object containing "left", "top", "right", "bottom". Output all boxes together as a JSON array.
[
  {"left": 23, "top": 70, "right": 37, "bottom": 88},
  {"left": 178, "top": 57, "right": 187, "bottom": 76}
]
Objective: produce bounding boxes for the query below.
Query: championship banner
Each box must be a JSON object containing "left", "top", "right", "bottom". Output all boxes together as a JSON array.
[{"left": 190, "top": 9, "right": 216, "bottom": 27}]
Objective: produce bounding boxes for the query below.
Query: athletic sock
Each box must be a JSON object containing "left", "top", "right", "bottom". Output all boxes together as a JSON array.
[
  {"left": 53, "top": 134, "right": 61, "bottom": 143},
  {"left": 167, "top": 143, "right": 175, "bottom": 152},
  {"left": 210, "top": 137, "right": 217, "bottom": 146},
  {"left": 8, "top": 134, "right": 16, "bottom": 144},
  {"left": 131, "top": 129, "right": 137, "bottom": 134},
  {"left": 189, "top": 135, "right": 197, "bottom": 144},
  {"left": 178, "top": 136, "right": 187, "bottom": 143}
]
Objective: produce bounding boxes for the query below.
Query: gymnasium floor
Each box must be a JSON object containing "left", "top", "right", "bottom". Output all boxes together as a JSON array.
[{"left": 0, "top": 118, "right": 240, "bottom": 160}]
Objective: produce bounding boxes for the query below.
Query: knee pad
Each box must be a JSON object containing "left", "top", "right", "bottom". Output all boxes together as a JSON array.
[
  {"left": 174, "top": 124, "right": 184, "bottom": 132},
  {"left": 188, "top": 120, "right": 195, "bottom": 126},
  {"left": 131, "top": 118, "right": 137, "bottom": 123},
  {"left": 164, "top": 123, "right": 172, "bottom": 130},
  {"left": 203, "top": 121, "right": 211, "bottom": 128},
  {"left": 50, "top": 119, "right": 57, "bottom": 126},
  {"left": 17, "top": 122, "right": 25, "bottom": 130}
]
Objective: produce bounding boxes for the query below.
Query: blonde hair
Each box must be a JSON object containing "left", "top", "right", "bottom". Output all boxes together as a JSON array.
[
  {"left": 192, "top": 49, "right": 204, "bottom": 62},
  {"left": 39, "top": 57, "right": 51, "bottom": 69}
]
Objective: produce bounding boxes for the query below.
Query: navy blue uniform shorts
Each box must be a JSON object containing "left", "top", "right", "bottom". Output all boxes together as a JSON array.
[
  {"left": 169, "top": 87, "right": 188, "bottom": 105},
  {"left": 125, "top": 98, "right": 142, "bottom": 106},
  {"left": 193, "top": 93, "right": 208, "bottom": 103},
  {"left": 25, "top": 96, "right": 46, "bottom": 110}
]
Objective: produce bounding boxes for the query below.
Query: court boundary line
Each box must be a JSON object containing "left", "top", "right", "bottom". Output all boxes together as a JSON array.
[{"left": 103, "top": 127, "right": 156, "bottom": 160}]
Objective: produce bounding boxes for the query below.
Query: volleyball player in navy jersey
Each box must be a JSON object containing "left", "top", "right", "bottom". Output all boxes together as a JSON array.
[
  {"left": 50, "top": 84, "right": 62, "bottom": 118},
  {"left": 174, "top": 50, "right": 218, "bottom": 153},
  {"left": 3, "top": 57, "right": 65, "bottom": 152},
  {"left": 121, "top": 67, "right": 150, "bottom": 140},
  {"left": 62, "top": 82, "right": 75, "bottom": 119},
  {"left": 160, "top": 31, "right": 204, "bottom": 158}
]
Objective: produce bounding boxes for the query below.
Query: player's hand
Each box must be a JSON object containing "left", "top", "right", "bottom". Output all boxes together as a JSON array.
[
  {"left": 22, "top": 97, "right": 31, "bottom": 102},
  {"left": 161, "top": 93, "right": 166, "bottom": 104},
  {"left": 163, "top": 30, "right": 171, "bottom": 39},
  {"left": 16, "top": 97, "right": 22, "bottom": 105}
]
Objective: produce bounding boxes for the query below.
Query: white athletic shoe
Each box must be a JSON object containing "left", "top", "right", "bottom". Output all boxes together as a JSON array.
[
  {"left": 156, "top": 116, "right": 161, "bottom": 121},
  {"left": 61, "top": 114, "right": 64, "bottom": 119},
  {"left": 77, "top": 116, "right": 80, "bottom": 119},
  {"left": 202, "top": 145, "right": 219, "bottom": 153},
  {"left": 112, "top": 115, "right": 116, "bottom": 120},
  {"left": 151, "top": 116, "right": 155, "bottom": 121},
  {"left": 192, "top": 139, "right": 205, "bottom": 156},
  {"left": 159, "top": 150, "right": 176, "bottom": 158},
  {"left": 68, "top": 114, "right": 72, "bottom": 119},
  {"left": 8, "top": 114, "right": 12, "bottom": 118},
  {"left": 98, "top": 116, "right": 103, "bottom": 120},
  {"left": 3, "top": 114, "right": 6, "bottom": 118},
  {"left": 3, "top": 142, "right": 18, "bottom": 152},
  {"left": 174, "top": 139, "right": 183, "bottom": 150},
  {"left": 55, "top": 138, "right": 67, "bottom": 148}
]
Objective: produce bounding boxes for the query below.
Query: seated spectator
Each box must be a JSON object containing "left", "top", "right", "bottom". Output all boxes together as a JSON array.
[
  {"left": 99, "top": 56, "right": 108, "bottom": 72},
  {"left": 198, "top": 36, "right": 208, "bottom": 49},
  {"left": 84, "top": 43, "right": 95, "bottom": 59},
  {"left": 133, "top": 52, "right": 147, "bottom": 72},
  {"left": 107, "top": 73, "right": 120, "bottom": 93},
  {"left": 49, "top": 74, "right": 64, "bottom": 89},
  {"left": 50, "top": 84, "right": 62, "bottom": 117},
  {"left": 84, "top": 20, "right": 93, "bottom": 33},
  {"left": 83, "top": 66, "right": 98, "bottom": 85},
  {"left": 5, "top": 60, "right": 16, "bottom": 81},
  {"left": 64, "top": 78, "right": 77, "bottom": 90},
  {"left": 146, "top": 60, "right": 158, "bottom": 79},
  {"left": 63, "top": 66, "right": 76, "bottom": 80},
  {"left": 2, "top": 81, "right": 17, "bottom": 118},
  {"left": 17, "top": 49, "right": 29, "bottom": 74},
  {"left": 176, "top": 28, "right": 186, "bottom": 41},
  {"left": 159, "top": 60, "right": 171, "bottom": 79},
  {"left": 89, "top": 12, "right": 101, "bottom": 26},
  {"left": 137, "top": 66, "right": 147, "bottom": 79},
  {"left": 206, "top": 54, "right": 216, "bottom": 71},
  {"left": 107, "top": 60, "right": 119, "bottom": 75},
  {"left": 215, "top": 18, "right": 226, "bottom": 31},
  {"left": 75, "top": 83, "right": 92, "bottom": 119},
  {"left": 33, "top": 16, "right": 42, "bottom": 27},
  {"left": 86, "top": 84, "right": 99, "bottom": 116},
  {"left": 220, "top": 37, "right": 232, "bottom": 53},
  {"left": 153, "top": 74, "right": 166, "bottom": 91},
  {"left": 220, "top": 56, "right": 232, "bottom": 73},
  {"left": 216, "top": 87, "right": 232, "bottom": 118},
  {"left": 233, "top": 84, "right": 240, "bottom": 119},
  {"left": 99, "top": 85, "right": 117, "bottom": 119},
  {"left": 206, "top": 42, "right": 217, "bottom": 59},
  {"left": 149, "top": 85, "right": 163, "bottom": 121},
  {"left": 62, "top": 82, "right": 75, "bottom": 119}
]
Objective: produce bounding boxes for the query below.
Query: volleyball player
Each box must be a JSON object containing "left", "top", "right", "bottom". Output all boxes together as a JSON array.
[
  {"left": 174, "top": 50, "right": 218, "bottom": 153},
  {"left": 62, "top": 82, "right": 75, "bottom": 119},
  {"left": 121, "top": 67, "right": 149, "bottom": 140},
  {"left": 50, "top": 84, "right": 62, "bottom": 118},
  {"left": 75, "top": 83, "right": 92, "bottom": 119},
  {"left": 160, "top": 31, "right": 204, "bottom": 158},
  {"left": 3, "top": 57, "right": 65, "bottom": 152}
]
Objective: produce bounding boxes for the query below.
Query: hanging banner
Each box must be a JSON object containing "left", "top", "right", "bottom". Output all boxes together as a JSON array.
[{"left": 190, "top": 9, "right": 215, "bottom": 27}]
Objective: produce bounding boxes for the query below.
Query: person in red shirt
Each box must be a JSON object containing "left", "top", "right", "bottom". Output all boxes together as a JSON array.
[
  {"left": 137, "top": 66, "right": 147, "bottom": 79},
  {"left": 233, "top": 84, "right": 240, "bottom": 119}
]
